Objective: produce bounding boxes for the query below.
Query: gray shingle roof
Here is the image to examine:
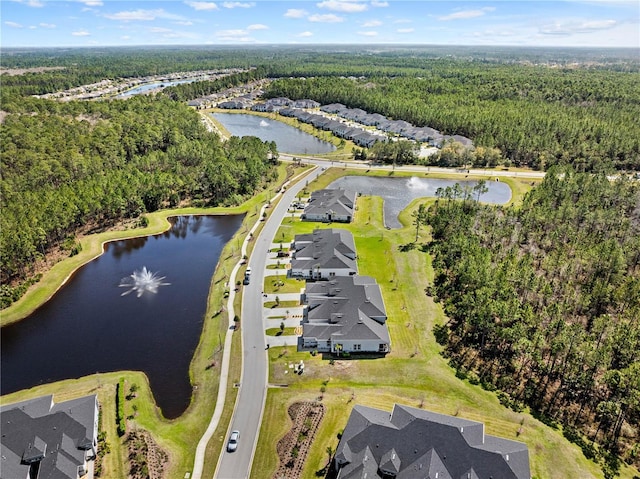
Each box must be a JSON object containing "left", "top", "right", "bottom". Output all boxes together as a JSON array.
[
  {"left": 303, "top": 276, "right": 390, "bottom": 344},
  {"left": 335, "top": 404, "right": 531, "bottom": 479},
  {"left": 292, "top": 229, "right": 357, "bottom": 273},
  {"left": 303, "top": 189, "right": 356, "bottom": 221},
  {"left": 1, "top": 395, "right": 98, "bottom": 479}
]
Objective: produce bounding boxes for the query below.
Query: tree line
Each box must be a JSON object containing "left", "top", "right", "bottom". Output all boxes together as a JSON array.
[
  {"left": 263, "top": 70, "right": 640, "bottom": 172},
  {"left": 425, "top": 167, "right": 640, "bottom": 475},
  {"left": 0, "top": 95, "right": 278, "bottom": 307}
]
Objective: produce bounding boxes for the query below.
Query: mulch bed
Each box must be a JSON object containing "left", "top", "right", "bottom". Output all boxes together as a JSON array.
[
  {"left": 126, "top": 427, "right": 169, "bottom": 479},
  {"left": 274, "top": 401, "right": 325, "bottom": 479}
]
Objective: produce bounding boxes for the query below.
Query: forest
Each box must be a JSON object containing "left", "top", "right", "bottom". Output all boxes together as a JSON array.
[
  {"left": 0, "top": 94, "right": 278, "bottom": 306},
  {"left": 263, "top": 70, "right": 640, "bottom": 171},
  {"left": 3, "top": 46, "right": 639, "bottom": 172},
  {"left": 426, "top": 167, "right": 640, "bottom": 475}
]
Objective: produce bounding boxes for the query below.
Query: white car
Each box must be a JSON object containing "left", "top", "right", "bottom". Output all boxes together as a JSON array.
[{"left": 227, "top": 430, "right": 240, "bottom": 452}]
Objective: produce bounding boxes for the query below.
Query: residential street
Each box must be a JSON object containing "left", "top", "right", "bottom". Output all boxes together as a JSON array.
[{"left": 214, "top": 166, "right": 323, "bottom": 479}]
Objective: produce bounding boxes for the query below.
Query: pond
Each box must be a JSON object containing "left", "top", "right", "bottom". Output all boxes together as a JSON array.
[
  {"left": 117, "top": 78, "right": 196, "bottom": 98},
  {"left": 212, "top": 113, "right": 336, "bottom": 155},
  {"left": 328, "top": 175, "right": 512, "bottom": 228},
  {"left": 0, "top": 215, "right": 243, "bottom": 419}
]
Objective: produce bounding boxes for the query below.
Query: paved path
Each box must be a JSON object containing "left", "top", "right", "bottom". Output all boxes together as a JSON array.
[
  {"left": 214, "top": 166, "right": 324, "bottom": 479},
  {"left": 190, "top": 168, "right": 317, "bottom": 479},
  {"left": 280, "top": 154, "right": 547, "bottom": 180},
  {"left": 190, "top": 190, "right": 270, "bottom": 479}
]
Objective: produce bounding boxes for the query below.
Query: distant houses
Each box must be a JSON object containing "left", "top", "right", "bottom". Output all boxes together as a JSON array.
[
  {"left": 0, "top": 394, "right": 99, "bottom": 479},
  {"left": 302, "top": 188, "right": 356, "bottom": 223},
  {"left": 335, "top": 404, "right": 531, "bottom": 479},
  {"left": 214, "top": 94, "right": 473, "bottom": 150},
  {"left": 302, "top": 276, "right": 390, "bottom": 354}
]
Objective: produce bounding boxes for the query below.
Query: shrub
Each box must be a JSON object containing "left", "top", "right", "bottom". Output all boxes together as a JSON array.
[
  {"left": 116, "top": 379, "right": 126, "bottom": 436},
  {"left": 433, "top": 323, "right": 449, "bottom": 345}
]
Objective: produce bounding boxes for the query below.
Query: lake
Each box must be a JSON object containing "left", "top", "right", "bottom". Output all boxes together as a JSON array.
[
  {"left": 212, "top": 113, "right": 336, "bottom": 155},
  {"left": 117, "top": 78, "right": 196, "bottom": 98},
  {"left": 0, "top": 215, "right": 243, "bottom": 419},
  {"left": 328, "top": 175, "right": 512, "bottom": 228}
]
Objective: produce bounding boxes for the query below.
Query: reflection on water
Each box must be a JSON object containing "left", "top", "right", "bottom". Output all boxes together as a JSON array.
[
  {"left": 329, "top": 175, "right": 512, "bottom": 228},
  {"left": 212, "top": 113, "right": 336, "bottom": 155},
  {"left": 0, "top": 215, "right": 243, "bottom": 419}
]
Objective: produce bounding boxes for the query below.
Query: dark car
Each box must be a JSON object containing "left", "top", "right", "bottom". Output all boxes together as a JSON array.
[{"left": 227, "top": 430, "right": 240, "bottom": 452}]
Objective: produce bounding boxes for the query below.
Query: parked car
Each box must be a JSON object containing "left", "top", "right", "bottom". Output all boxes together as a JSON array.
[{"left": 227, "top": 430, "right": 240, "bottom": 452}]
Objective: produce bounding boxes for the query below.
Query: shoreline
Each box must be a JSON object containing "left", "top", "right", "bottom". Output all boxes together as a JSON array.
[{"left": 0, "top": 208, "right": 244, "bottom": 328}]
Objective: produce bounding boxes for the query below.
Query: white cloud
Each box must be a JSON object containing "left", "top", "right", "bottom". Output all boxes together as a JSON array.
[
  {"left": 12, "top": 0, "right": 44, "bottom": 7},
  {"left": 371, "top": 0, "right": 388, "bottom": 6},
  {"left": 121, "top": 35, "right": 131, "bottom": 40},
  {"left": 284, "top": 8, "right": 307, "bottom": 18},
  {"left": 393, "top": 19, "right": 412, "bottom": 24},
  {"left": 298, "top": 31, "right": 313, "bottom": 37},
  {"left": 150, "top": 27, "right": 173, "bottom": 33},
  {"left": 223, "top": 2, "right": 254, "bottom": 8},
  {"left": 308, "top": 13, "right": 345, "bottom": 23},
  {"left": 39, "top": 22, "right": 56, "bottom": 28},
  {"left": 5, "top": 21, "right": 23, "bottom": 28},
  {"left": 72, "top": 30, "right": 90, "bottom": 36},
  {"left": 216, "top": 29, "right": 255, "bottom": 41},
  {"left": 540, "top": 19, "right": 618, "bottom": 35},
  {"left": 29, "top": 25, "right": 37, "bottom": 29},
  {"left": 78, "top": 0, "right": 103, "bottom": 6},
  {"left": 472, "top": 29, "right": 517, "bottom": 38},
  {"left": 357, "top": 30, "right": 378, "bottom": 36},
  {"left": 397, "top": 28, "right": 414, "bottom": 33},
  {"left": 439, "top": 7, "right": 495, "bottom": 21},
  {"left": 104, "top": 9, "right": 185, "bottom": 21},
  {"left": 184, "top": 1, "right": 218, "bottom": 11},
  {"left": 247, "top": 23, "right": 268, "bottom": 30},
  {"left": 217, "top": 29, "right": 247, "bottom": 36},
  {"left": 317, "top": 0, "right": 368, "bottom": 13},
  {"left": 175, "top": 21, "right": 194, "bottom": 26},
  {"left": 362, "top": 20, "right": 382, "bottom": 27}
]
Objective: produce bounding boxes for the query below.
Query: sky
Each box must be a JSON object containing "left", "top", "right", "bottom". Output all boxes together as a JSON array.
[{"left": 2, "top": 0, "right": 639, "bottom": 48}]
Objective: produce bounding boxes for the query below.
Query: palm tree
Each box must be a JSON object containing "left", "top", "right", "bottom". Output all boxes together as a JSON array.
[{"left": 326, "top": 445, "right": 335, "bottom": 467}]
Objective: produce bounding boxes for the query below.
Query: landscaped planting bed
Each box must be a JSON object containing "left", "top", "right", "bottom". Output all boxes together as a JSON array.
[{"left": 273, "top": 401, "right": 325, "bottom": 479}]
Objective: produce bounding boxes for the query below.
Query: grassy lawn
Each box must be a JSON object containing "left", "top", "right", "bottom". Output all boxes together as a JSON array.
[
  {"left": 264, "top": 300, "right": 300, "bottom": 309},
  {"left": 266, "top": 263, "right": 288, "bottom": 270},
  {"left": 266, "top": 327, "right": 298, "bottom": 336},
  {"left": 264, "top": 276, "right": 306, "bottom": 294},
  {"left": 253, "top": 170, "right": 639, "bottom": 479}
]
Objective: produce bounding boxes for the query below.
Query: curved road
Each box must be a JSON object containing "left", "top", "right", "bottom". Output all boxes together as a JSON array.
[{"left": 214, "top": 165, "right": 324, "bottom": 479}]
